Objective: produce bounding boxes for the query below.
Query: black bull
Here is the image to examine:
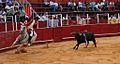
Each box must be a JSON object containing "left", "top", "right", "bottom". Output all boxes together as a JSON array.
[{"left": 71, "top": 32, "right": 97, "bottom": 50}]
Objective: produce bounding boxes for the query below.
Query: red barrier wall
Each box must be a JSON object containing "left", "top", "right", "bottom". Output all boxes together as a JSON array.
[
  {"left": 0, "top": 31, "right": 17, "bottom": 49},
  {"left": 0, "top": 23, "right": 5, "bottom": 32},
  {"left": 0, "top": 24, "right": 120, "bottom": 51}
]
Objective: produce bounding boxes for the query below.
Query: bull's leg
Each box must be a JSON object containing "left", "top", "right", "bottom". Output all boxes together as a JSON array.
[
  {"left": 76, "top": 43, "right": 80, "bottom": 50},
  {"left": 73, "top": 44, "right": 77, "bottom": 49},
  {"left": 85, "top": 41, "right": 89, "bottom": 48},
  {"left": 93, "top": 39, "right": 97, "bottom": 47}
]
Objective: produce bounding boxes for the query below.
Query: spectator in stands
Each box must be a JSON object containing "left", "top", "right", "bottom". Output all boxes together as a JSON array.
[
  {"left": 49, "top": 0, "right": 55, "bottom": 12},
  {"left": 42, "top": 12, "right": 48, "bottom": 21},
  {"left": 18, "top": 0, "right": 23, "bottom": 4},
  {"left": 58, "top": 4, "right": 63, "bottom": 12},
  {"left": 89, "top": 2, "right": 96, "bottom": 11},
  {"left": 0, "top": 0, "right": 3, "bottom": 10},
  {"left": 0, "top": 7, "right": 6, "bottom": 15},
  {"left": 102, "top": 0, "right": 109, "bottom": 11},
  {"left": 15, "top": 12, "right": 20, "bottom": 22},
  {"left": 77, "top": 1, "right": 86, "bottom": 11},
  {"left": 0, "top": 7, "right": 6, "bottom": 22},
  {"left": 77, "top": 1, "right": 82, "bottom": 11},
  {"left": 108, "top": 2, "right": 115, "bottom": 11},
  {"left": 53, "top": 15, "right": 59, "bottom": 27},
  {"left": 38, "top": 12, "right": 48, "bottom": 21},
  {"left": 114, "top": 0, "right": 120, "bottom": 10},
  {"left": 0, "top": 0, "right": 2, "bottom": 3},
  {"left": 6, "top": 0, "right": 11, "bottom": 3},
  {"left": 43, "top": 0, "right": 49, "bottom": 7},
  {"left": 67, "top": 0, "right": 74, "bottom": 11},
  {"left": 5, "top": 2, "right": 12, "bottom": 15},
  {"left": 99, "top": 0, "right": 108, "bottom": 11},
  {"left": 38, "top": 14, "right": 44, "bottom": 21},
  {"left": 110, "top": 15, "right": 119, "bottom": 24},
  {"left": 54, "top": 1, "right": 58, "bottom": 12},
  {"left": 95, "top": 2, "right": 102, "bottom": 11},
  {"left": 85, "top": 0, "right": 90, "bottom": 11},
  {"left": 19, "top": 4, "right": 25, "bottom": 17},
  {"left": 48, "top": 16, "right": 53, "bottom": 27},
  {"left": 5, "top": 2, "right": 11, "bottom": 10},
  {"left": 73, "top": 1, "right": 77, "bottom": 11}
]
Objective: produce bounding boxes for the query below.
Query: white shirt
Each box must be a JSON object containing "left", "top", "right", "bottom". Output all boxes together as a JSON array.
[
  {"left": 100, "top": 2, "right": 105, "bottom": 6},
  {"left": 54, "top": 2, "right": 58, "bottom": 6},
  {"left": 5, "top": 5, "right": 11, "bottom": 10},
  {"left": 78, "top": 2, "right": 82, "bottom": 7},
  {"left": 49, "top": 1, "right": 54, "bottom": 6},
  {"left": 73, "top": 2, "right": 76, "bottom": 6},
  {"left": 30, "top": 30, "right": 34, "bottom": 36},
  {"left": 0, "top": 0, "right": 2, "bottom": 3},
  {"left": 44, "top": 1, "right": 49, "bottom": 5}
]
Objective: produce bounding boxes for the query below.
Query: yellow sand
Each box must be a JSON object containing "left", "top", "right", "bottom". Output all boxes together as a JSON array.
[{"left": 0, "top": 36, "right": 120, "bottom": 64}]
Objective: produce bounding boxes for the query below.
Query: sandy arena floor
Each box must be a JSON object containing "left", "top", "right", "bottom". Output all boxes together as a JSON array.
[{"left": 0, "top": 36, "right": 120, "bottom": 64}]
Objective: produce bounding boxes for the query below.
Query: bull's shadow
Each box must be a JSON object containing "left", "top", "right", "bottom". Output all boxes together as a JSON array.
[{"left": 71, "top": 32, "right": 97, "bottom": 50}]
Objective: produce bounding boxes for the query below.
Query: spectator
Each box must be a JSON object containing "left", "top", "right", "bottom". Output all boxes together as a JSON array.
[
  {"left": 67, "top": 0, "right": 74, "bottom": 11},
  {"left": 89, "top": 2, "right": 96, "bottom": 11},
  {"left": 73, "top": 1, "right": 77, "bottom": 11},
  {"left": 114, "top": 0, "right": 120, "bottom": 10},
  {"left": 0, "top": 7, "right": 6, "bottom": 16},
  {"left": 95, "top": 2, "right": 102, "bottom": 11},
  {"left": 49, "top": 0, "right": 54, "bottom": 12},
  {"left": 77, "top": 1, "right": 82, "bottom": 11},
  {"left": 0, "top": 0, "right": 3, "bottom": 10},
  {"left": 98, "top": 0, "right": 108, "bottom": 11},
  {"left": 53, "top": 16, "right": 59, "bottom": 27},
  {"left": 0, "top": 0, "right": 2, "bottom": 3},
  {"left": 108, "top": 2, "right": 115, "bottom": 11},
  {"left": 54, "top": 1, "right": 58, "bottom": 12},
  {"left": 19, "top": 4, "right": 25, "bottom": 17},
  {"left": 42, "top": 12, "right": 48, "bottom": 21},
  {"left": 5, "top": 2, "right": 11, "bottom": 10},
  {"left": 110, "top": 15, "right": 119, "bottom": 24},
  {"left": 6, "top": 0, "right": 11, "bottom": 3},
  {"left": 15, "top": 12, "right": 20, "bottom": 22},
  {"left": 38, "top": 14, "right": 44, "bottom": 21},
  {"left": 48, "top": 16, "right": 53, "bottom": 27},
  {"left": 0, "top": 7, "right": 6, "bottom": 22},
  {"left": 102, "top": 0, "right": 109, "bottom": 11},
  {"left": 82, "top": 2, "right": 86, "bottom": 11},
  {"left": 77, "top": 1, "right": 86, "bottom": 11},
  {"left": 43, "top": 0, "right": 49, "bottom": 7},
  {"left": 38, "top": 12, "right": 48, "bottom": 21},
  {"left": 5, "top": 2, "right": 14, "bottom": 16},
  {"left": 58, "top": 4, "right": 63, "bottom": 12}
]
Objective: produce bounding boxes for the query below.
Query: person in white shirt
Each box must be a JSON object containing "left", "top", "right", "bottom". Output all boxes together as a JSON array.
[
  {"left": 44, "top": 0, "right": 49, "bottom": 7},
  {"left": 0, "top": 0, "right": 2, "bottom": 3},
  {"left": 89, "top": 2, "right": 96, "bottom": 11},
  {"left": 54, "top": 2, "right": 58, "bottom": 11},
  {"left": 67, "top": 0, "right": 74, "bottom": 11},
  {"left": 49, "top": 0, "right": 55, "bottom": 12},
  {"left": 95, "top": 2, "right": 101, "bottom": 11}
]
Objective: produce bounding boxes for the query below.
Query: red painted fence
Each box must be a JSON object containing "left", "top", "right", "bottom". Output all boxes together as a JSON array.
[{"left": 0, "top": 24, "right": 120, "bottom": 51}]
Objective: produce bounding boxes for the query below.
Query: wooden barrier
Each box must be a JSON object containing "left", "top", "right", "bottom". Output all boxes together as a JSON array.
[{"left": 0, "top": 24, "right": 120, "bottom": 52}]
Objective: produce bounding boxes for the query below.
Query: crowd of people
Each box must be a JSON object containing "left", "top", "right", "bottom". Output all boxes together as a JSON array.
[
  {"left": 42, "top": 0, "right": 120, "bottom": 12},
  {"left": 0, "top": 0, "right": 29, "bottom": 23},
  {"left": 0, "top": 0, "right": 120, "bottom": 26}
]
